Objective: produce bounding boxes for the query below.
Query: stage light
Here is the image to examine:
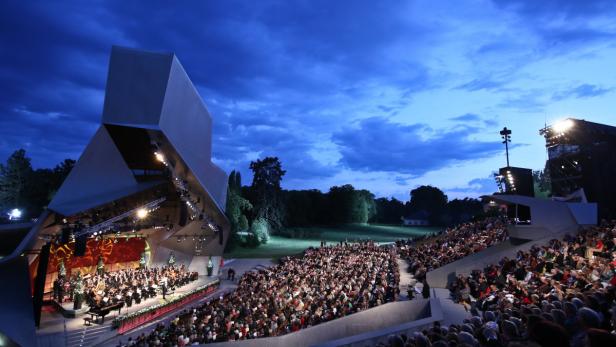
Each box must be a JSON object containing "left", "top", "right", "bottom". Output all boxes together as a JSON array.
[
  {"left": 154, "top": 152, "right": 165, "bottom": 163},
  {"left": 8, "top": 208, "right": 22, "bottom": 220},
  {"left": 552, "top": 119, "right": 574, "bottom": 134},
  {"left": 136, "top": 208, "right": 148, "bottom": 219}
]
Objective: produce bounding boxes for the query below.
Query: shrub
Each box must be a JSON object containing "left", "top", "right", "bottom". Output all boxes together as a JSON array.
[{"left": 251, "top": 218, "right": 270, "bottom": 244}]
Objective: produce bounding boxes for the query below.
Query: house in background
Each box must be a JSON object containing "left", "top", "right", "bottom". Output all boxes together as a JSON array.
[{"left": 401, "top": 210, "right": 430, "bottom": 226}]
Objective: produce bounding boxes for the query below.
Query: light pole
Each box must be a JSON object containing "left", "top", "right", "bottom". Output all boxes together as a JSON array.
[{"left": 500, "top": 127, "right": 512, "bottom": 167}]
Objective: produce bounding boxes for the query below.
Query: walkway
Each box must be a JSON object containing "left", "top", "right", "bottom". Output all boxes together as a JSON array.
[{"left": 396, "top": 257, "right": 416, "bottom": 301}]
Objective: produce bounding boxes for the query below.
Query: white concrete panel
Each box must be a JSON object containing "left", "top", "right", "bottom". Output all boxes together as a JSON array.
[
  {"left": 48, "top": 126, "right": 138, "bottom": 215},
  {"left": 567, "top": 202, "right": 598, "bottom": 225},
  {"left": 102, "top": 46, "right": 173, "bottom": 126}
]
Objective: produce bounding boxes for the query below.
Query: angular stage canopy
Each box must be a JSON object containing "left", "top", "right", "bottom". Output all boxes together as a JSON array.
[{"left": 0, "top": 47, "right": 231, "bottom": 345}]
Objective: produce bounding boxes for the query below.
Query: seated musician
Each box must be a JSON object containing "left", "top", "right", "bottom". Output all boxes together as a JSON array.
[
  {"left": 134, "top": 287, "right": 142, "bottom": 304},
  {"left": 63, "top": 264, "right": 196, "bottom": 308},
  {"left": 125, "top": 288, "right": 133, "bottom": 307}
]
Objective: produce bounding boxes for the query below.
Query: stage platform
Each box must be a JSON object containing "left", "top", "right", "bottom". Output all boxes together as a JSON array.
[
  {"left": 36, "top": 259, "right": 277, "bottom": 347},
  {"left": 36, "top": 275, "right": 220, "bottom": 346}
]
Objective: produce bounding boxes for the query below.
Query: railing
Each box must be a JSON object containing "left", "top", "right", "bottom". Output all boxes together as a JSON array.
[{"left": 74, "top": 197, "right": 167, "bottom": 238}]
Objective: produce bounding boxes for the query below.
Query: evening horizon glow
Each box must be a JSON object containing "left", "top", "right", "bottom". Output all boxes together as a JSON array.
[{"left": 1, "top": 0, "right": 616, "bottom": 201}]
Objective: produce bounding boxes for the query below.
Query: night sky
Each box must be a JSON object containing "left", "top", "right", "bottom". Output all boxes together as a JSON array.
[{"left": 1, "top": 1, "right": 616, "bottom": 200}]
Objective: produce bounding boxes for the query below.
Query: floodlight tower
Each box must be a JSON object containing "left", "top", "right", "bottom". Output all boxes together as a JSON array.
[{"left": 500, "top": 127, "right": 512, "bottom": 167}]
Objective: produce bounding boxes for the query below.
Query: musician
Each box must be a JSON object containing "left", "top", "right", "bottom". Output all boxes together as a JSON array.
[
  {"left": 161, "top": 275, "right": 168, "bottom": 300},
  {"left": 135, "top": 287, "right": 142, "bottom": 304},
  {"left": 53, "top": 277, "right": 61, "bottom": 301},
  {"left": 125, "top": 288, "right": 134, "bottom": 307},
  {"left": 97, "top": 256, "right": 105, "bottom": 276}
]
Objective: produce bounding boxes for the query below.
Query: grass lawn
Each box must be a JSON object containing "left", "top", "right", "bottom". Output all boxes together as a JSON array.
[{"left": 224, "top": 224, "right": 440, "bottom": 259}]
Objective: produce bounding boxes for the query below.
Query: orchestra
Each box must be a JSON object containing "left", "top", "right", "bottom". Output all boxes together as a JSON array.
[{"left": 52, "top": 265, "right": 198, "bottom": 311}]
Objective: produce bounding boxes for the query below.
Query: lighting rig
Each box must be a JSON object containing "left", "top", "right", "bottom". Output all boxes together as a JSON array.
[{"left": 152, "top": 148, "right": 222, "bottom": 234}]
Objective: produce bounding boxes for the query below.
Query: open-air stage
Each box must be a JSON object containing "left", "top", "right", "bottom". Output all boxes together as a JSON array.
[{"left": 37, "top": 275, "right": 220, "bottom": 347}]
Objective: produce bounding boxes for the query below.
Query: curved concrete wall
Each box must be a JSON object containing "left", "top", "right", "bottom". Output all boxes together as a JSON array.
[
  {"left": 425, "top": 238, "right": 535, "bottom": 288},
  {"left": 202, "top": 299, "right": 436, "bottom": 347}
]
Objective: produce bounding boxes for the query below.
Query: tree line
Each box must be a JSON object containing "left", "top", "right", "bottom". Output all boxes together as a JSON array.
[
  {"left": 0, "top": 150, "right": 486, "bottom": 249},
  {"left": 225, "top": 157, "right": 485, "bottom": 249},
  {"left": 0, "top": 149, "right": 74, "bottom": 221}
]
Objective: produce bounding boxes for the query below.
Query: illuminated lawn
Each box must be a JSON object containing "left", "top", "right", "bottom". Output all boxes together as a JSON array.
[{"left": 224, "top": 224, "right": 440, "bottom": 259}]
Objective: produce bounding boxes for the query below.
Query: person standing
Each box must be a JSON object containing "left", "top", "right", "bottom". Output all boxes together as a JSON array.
[
  {"left": 97, "top": 256, "right": 105, "bottom": 276},
  {"left": 422, "top": 279, "right": 431, "bottom": 299},
  {"left": 161, "top": 275, "right": 168, "bottom": 300}
]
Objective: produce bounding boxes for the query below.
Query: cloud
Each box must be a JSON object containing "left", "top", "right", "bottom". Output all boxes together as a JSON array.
[
  {"left": 491, "top": 0, "right": 616, "bottom": 52},
  {"left": 448, "top": 177, "right": 497, "bottom": 194},
  {"left": 0, "top": 0, "right": 434, "bottom": 174},
  {"left": 449, "top": 113, "right": 481, "bottom": 122},
  {"left": 552, "top": 84, "right": 613, "bottom": 101},
  {"left": 450, "top": 113, "right": 498, "bottom": 128},
  {"left": 456, "top": 79, "right": 507, "bottom": 92},
  {"left": 498, "top": 90, "right": 546, "bottom": 112},
  {"left": 491, "top": 0, "right": 616, "bottom": 19},
  {"left": 332, "top": 117, "right": 506, "bottom": 176}
]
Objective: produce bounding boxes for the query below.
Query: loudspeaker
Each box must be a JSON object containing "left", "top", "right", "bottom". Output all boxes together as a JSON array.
[
  {"left": 218, "top": 227, "right": 224, "bottom": 245},
  {"left": 74, "top": 234, "right": 87, "bottom": 256},
  {"left": 178, "top": 203, "right": 188, "bottom": 227},
  {"left": 33, "top": 243, "right": 51, "bottom": 327}
]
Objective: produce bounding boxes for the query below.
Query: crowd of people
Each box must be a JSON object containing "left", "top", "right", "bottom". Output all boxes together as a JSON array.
[
  {"left": 121, "top": 242, "right": 399, "bottom": 345},
  {"left": 54, "top": 265, "right": 198, "bottom": 309},
  {"left": 396, "top": 217, "right": 509, "bottom": 282},
  {"left": 111, "top": 217, "right": 616, "bottom": 346}
]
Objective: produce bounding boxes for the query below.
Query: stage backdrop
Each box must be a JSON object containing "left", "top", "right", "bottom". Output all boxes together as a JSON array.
[
  {"left": 47, "top": 237, "right": 146, "bottom": 273},
  {"left": 29, "top": 237, "right": 147, "bottom": 294}
]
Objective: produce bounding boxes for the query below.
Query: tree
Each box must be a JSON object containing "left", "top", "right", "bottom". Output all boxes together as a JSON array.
[
  {"left": 533, "top": 167, "right": 551, "bottom": 198},
  {"left": 249, "top": 157, "right": 286, "bottom": 231},
  {"left": 225, "top": 170, "right": 252, "bottom": 251},
  {"left": 238, "top": 214, "right": 249, "bottom": 231},
  {"left": 354, "top": 189, "right": 376, "bottom": 223},
  {"left": 0, "top": 150, "right": 75, "bottom": 218},
  {"left": 443, "top": 198, "right": 484, "bottom": 225},
  {"left": 407, "top": 185, "right": 448, "bottom": 225},
  {"left": 327, "top": 184, "right": 356, "bottom": 224},
  {"left": 374, "top": 197, "right": 405, "bottom": 224},
  {"left": 0, "top": 149, "right": 33, "bottom": 213},
  {"left": 326, "top": 185, "right": 376, "bottom": 224},
  {"left": 250, "top": 218, "right": 270, "bottom": 244}
]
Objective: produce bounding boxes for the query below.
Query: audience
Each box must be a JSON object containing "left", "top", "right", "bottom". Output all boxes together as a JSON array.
[
  {"left": 113, "top": 217, "right": 616, "bottom": 347},
  {"left": 379, "top": 220, "right": 616, "bottom": 347},
  {"left": 119, "top": 242, "right": 398, "bottom": 345},
  {"left": 397, "top": 217, "right": 509, "bottom": 282}
]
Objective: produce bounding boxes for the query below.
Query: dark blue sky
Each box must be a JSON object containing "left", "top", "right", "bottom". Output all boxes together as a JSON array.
[{"left": 1, "top": 0, "right": 616, "bottom": 200}]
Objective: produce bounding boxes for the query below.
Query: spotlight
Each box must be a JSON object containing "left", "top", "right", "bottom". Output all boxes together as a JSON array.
[
  {"left": 552, "top": 119, "right": 574, "bottom": 134},
  {"left": 8, "top": 208, "right": 22, "bottom": 220},
  {"left": 154, "top": 152, "right": 165, "bottom": 163},
  {"left": 136, "top": 208, "right": 148, "bottom": 219}
]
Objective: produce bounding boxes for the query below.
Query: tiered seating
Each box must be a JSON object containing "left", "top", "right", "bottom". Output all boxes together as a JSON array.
[
  {"left": 396, "top": 217, "right": 509, "bottom": 282},
  {"left": 120, "top": 242, "right": 399, "bottom": 345},
  {"left": 380, "top": 221, "right": 616, "bottom": 347}
]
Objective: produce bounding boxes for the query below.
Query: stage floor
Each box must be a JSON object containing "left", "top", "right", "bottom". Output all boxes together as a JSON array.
[
  {"left": 36, "top": 275, "right": 220, "bottom": 346},
  {"left": 36, "top": 258, "right": 276, "bottom": 347}
]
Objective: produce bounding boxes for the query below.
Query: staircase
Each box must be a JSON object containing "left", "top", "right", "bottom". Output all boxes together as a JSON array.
[{"left": 66, "top": 324, "right": 110, "bottom": 347}]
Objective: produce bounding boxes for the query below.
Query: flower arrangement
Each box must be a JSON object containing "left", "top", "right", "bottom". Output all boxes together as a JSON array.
[{"left": 112, "top": 279, "right": 219, "bottom": 329}]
